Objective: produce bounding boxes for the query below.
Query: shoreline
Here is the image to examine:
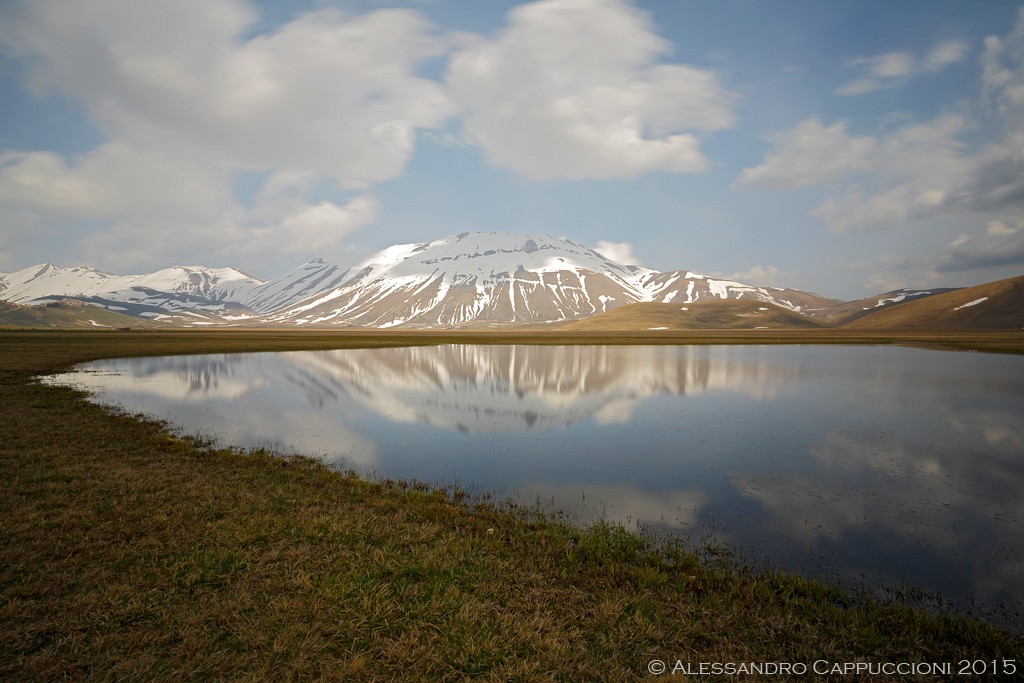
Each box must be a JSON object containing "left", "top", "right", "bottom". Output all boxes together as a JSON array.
[{"left": 2, "top": 329, "right": 1021, "bottom": 679}]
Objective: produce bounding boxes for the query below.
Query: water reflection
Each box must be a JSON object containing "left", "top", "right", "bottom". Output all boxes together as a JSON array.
[
  {"left": 283, "top": 345, "right": 801, "bottom": 431},
  {"left": 45, "top": 344, "right": 1024, "bottom": 628}
]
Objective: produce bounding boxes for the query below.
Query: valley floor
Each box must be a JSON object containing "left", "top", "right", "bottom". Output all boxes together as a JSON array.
[{"left": 1, "top": 330, "right": 1021, "bottom": 681}]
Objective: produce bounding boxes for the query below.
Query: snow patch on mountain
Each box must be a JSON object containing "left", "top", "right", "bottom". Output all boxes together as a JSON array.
[
  {"left": 874, "top": 290, "right": 933, "bottom": 308},
  {"left": 953, "top": 297, "right": 988, "bottom": 311}
]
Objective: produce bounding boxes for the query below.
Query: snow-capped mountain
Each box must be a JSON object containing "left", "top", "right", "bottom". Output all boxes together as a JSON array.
[
  {"left": 263, "top": 232, "right": 839, "bottom": 327},
  {"left": 0, "top": 232, "right": 840, "bottom": 327},
  {"left": 0, "top": 263, "right": 264, "bottom": 323},
  {"left": 265, "top": 232, "right": 650, "bottom": 326},
  {"left": 238, "top": 258, "right": 352, "bottom": 314}
]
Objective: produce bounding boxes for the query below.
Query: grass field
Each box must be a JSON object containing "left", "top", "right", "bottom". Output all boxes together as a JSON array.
[{"left": 2, "top": 329, "right": 1022, "bottom": 681}]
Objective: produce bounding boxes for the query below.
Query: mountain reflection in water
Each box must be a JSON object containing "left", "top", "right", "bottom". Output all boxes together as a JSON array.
[{"left": 45, "top": 344, "right": 1024, "bottom": 629}]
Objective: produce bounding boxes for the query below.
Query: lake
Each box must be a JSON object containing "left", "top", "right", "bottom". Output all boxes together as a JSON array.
[{"left": 44, "top": 343, "right": 1024, "bottom": 627}]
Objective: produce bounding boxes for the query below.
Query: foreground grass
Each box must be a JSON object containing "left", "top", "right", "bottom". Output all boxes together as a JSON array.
[{"left": 2, "top": 330, "right": 1022, "bottom": 681}]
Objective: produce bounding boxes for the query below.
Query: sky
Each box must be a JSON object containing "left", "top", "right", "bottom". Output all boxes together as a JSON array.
[{"left": 1, "top": 0, "right": 1023, "bottom": 301}]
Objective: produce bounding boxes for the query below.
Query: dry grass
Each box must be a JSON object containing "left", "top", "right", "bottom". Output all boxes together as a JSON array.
[{"left": 1, "top": 329, "right": 1021, "bottom": 681}]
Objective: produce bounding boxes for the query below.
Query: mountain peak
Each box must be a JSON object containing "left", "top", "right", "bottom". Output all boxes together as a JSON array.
[{"left": 2, "top": 231, "right": 845, "bottom": 328}]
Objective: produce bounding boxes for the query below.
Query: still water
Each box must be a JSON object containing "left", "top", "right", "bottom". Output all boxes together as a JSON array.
[{"left": 45, "top": 344, "right": 1024, "bottom": 626}]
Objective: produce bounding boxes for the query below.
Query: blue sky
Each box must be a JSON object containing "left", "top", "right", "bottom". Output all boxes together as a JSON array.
[{"left": 1, "top": 0, "right": 1023, "bottom": 300}]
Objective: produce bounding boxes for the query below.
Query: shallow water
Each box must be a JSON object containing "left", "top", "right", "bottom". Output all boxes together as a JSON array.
[{"left": 45, "top": 344, "right": 1024, "bottom": 627}]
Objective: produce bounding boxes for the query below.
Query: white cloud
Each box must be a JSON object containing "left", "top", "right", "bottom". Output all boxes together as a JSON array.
[
  {"left": 445, "top": 0, "right": 736, "bottom": 180},
  {"left": 0, "top": 0, "right": 454, "bottom": 273},
  {"left": 938, "top": 216, "right": 1024, "bottom": 272},
  {"left": 261, "top": 197, "right": 378, "bottom": 256},
  {"left": 737, "top": 10, "right": 1024, "bottom": 291},
  {"left": 0, "top": 231, "right": 11, "bottom": 272},
  {"left": 726, "top": 265, "right": 784, "bottom": 287},
  {"left": 845, "top": 252, "right": 941, "bottom": 293},
  {"left": 738, "top": 113, "right": 974, "bottom": 233},
  {"left": 0, "top": 1, "right": 454, "bottom": 188},
  {"left": 592, "top": 240, "right": 644, "bottom": 266},
  {"left": 0, "top": 0, "right": 741, "bottom": 273},
  {"left": 809, "top": 186, "right": 915, "bottom": 233},
  {"left": 733, "top": 118, "right": 876, "bottom": 189},
  {"left": 45, "top": 193, "right": 379, "bottom": 277},
  {"left": 865, "top": 52, "right": 915, "bottom": 78},
  {"left": 924, "top": 39, "right": 969, "bottom": 72},
  {"left": 982, "top": 9, "right": 1024, "bottom": 110},
  {"left": 0, "top": 142, "right": 234, "bottom": 222},
  {"left": 835, "top": 39, "right": 968, "bottom": 96},
  {"left": 835, "top": 52, "right": 914, "bottom": 96},
  {"left": 987, "top": 218, "right": 1021, "bottom": 236}
]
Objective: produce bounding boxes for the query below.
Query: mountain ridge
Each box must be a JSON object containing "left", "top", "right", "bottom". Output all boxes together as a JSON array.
[
  {"left": 557, "top": 300, "right": 830, "bottom": 331},
  {"left": 3, "top": 231, "right": 1019, "bottom": 329}
]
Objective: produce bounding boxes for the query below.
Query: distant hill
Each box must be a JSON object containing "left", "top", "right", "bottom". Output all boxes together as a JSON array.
[
  {"left": 841, "top": 274, "right": 1024, "bottom": 330},
  {"left": 0, "top": 299, "right": 162, "bottom": 329},
  {"left": 558, "top": 300, "right": 830, "bottom": 331},
  {"left": 822, "top": 288, "right": 960, "bottom": 325}
]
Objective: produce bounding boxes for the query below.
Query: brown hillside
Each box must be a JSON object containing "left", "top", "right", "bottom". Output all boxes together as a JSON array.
[
  {"left": 559, "top": 300, "right": 829, "bottom": 331},
  {"left": 842, "top": 274, "right": 1024, "bottom": 330},
  {"left": 0, "top": 299, "right": 161, "bottom": 329},
  {"left": 823, "top": 289, "right": 958, "bottom": 325}
]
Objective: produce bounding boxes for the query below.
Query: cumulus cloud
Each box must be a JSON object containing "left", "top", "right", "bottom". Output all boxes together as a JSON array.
[
  {"left": 0, "top": 143, "right": 234, "bottom": 222},
  {"left": 0, "top": 0, "right": 744, "bottom": 273},
  {"left": 844, "top": 252, "right": 941, "bottom": 293},
  {"left": 924, "top": 39, "right": 970, "bottom": 72},
  {"left": 938, "top": 217, "right": 1024, "bottom": 271},
  {"left": 0, "top": 1, "right": 453, "bottom": 187},
  {"left": 0, "top": 0, "right": 453, "bottom": 272},
  {"left": 808, "top": 187, "right": 915, "bottom": 234},
  {"left": 741, "top": 109, "right": 996, "bottom": 233},
  {"left": 732, "top": 118, "right": 876, "bottom": 189},
  {"left": 0, "top": 232, "right": 12, "bottom": 272},
  {"left": 738, "top": 10, "right": 1024, "bottom": 290},
  {"left": 966, "top": 8, "right": 1024, "bottom": 214},
  {"left": 445, "top": 0, "right": 736, "bottom": 180},
  {"left": 982, "top": 9, "right": 1024, "bottom": 111},
  {"left": 835, "top": 39, "right": 968, "bottom": 96},
  {"left": 987, "top": 218, "right": 1020, "bottom": 235},
  {"left": 726, "top": 265, "right": 785, "bottom": 287},
  {"left": 737, "top": 114, "right": 972, "bottom": 232},
  {"left": 592, "top": 240, "right": 644, "bottom": 266},
  {"left": 261, "top": 198, "right": 378, "bottom": 256}
]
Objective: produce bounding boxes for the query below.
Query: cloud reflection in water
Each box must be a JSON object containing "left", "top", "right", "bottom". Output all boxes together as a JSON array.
[{"left": 46, "top": 343, "right": 1024, "bottom": 627}]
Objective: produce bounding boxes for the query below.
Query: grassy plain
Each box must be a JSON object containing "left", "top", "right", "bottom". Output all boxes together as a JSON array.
[{"left": 2, "top": 329, "right": 1022, "bottom": 681}]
